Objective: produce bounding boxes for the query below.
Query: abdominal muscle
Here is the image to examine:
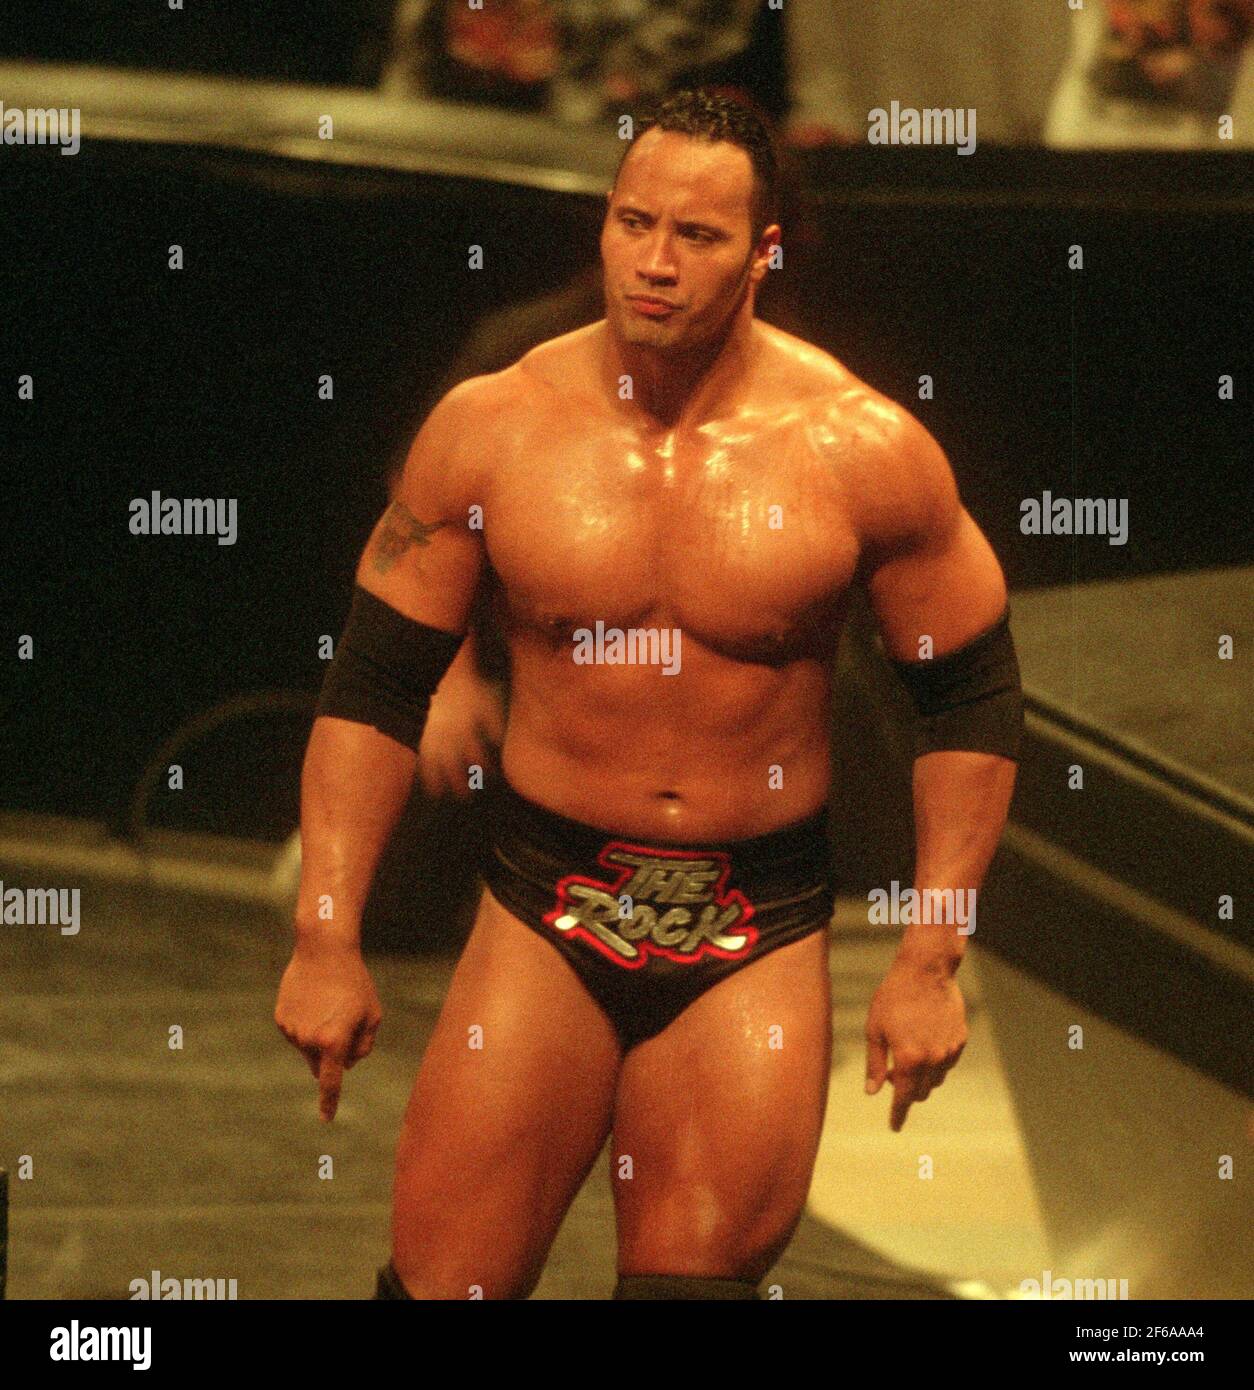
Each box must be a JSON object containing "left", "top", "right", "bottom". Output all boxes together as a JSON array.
[{"left": 497, "top": 637, "right": 835, "bottom": 842}]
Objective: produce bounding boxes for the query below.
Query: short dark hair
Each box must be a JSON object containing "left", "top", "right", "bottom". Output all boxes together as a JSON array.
[{"left": 613, "top": 87, "right": 780, "bottom": 243}]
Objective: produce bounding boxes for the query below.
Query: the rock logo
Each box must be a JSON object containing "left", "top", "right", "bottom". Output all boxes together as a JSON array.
[{"left": 545, "top": 845, "right": 757, "bottom": 968}]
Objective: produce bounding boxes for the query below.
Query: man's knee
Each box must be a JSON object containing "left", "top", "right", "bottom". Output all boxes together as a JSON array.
[
  {"left": 621, "top": 1181, "right": 805, "bottom": 1280},
  {"left": 614, "top": 1272, "right": 760, "bottom": 1299}
]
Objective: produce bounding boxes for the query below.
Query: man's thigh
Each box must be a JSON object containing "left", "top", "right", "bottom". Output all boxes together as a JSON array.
[
  {"left": 610, "top": 929, "right": 833, "bottom": 1276},
  {"left": 392, "top": 885, "right": 622, "bottom": 1292}
]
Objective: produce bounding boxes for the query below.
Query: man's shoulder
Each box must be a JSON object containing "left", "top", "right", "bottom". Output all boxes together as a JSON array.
[
  {"left": 771, "top": 346, "right": 946, "bottom": 487},
  {"left": 428, "top": 363, "right": 529, "bottom": 430},
  {"left": 753, "top": 324, "right": 905, "bottom": 439},
  {"left": 436, "top": 323, "right": 599, "bottom": 424},
  {"left": 758, "top": 333, "right": 958, "bottom": 551},
  {"left": 514, "top": 321, "right": 604, "bottom": 394},
  {"left": 754, "top": 320, "right": 850, "bottom": 397},
  {"left": 416, "top": 327, "right": 598, "bottom": 504}
]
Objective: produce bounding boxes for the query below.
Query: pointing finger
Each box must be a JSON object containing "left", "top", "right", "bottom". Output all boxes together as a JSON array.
[
  {"left": 318, "top": 1052, "right": 345, "bottom": 1122},
  {"left": 865, "top": 1033, "right": 889, "bottom": 1095},
  {"left": 890, "top": 1082, "right": 913, "bottom": 1131},
  {"left": 888, "top": 1060, "right": 926, "bottom": 1131}
]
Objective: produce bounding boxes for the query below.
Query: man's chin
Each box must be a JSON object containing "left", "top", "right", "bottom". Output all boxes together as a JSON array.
[
  {"left": 615, "top": 313, "right": 684, "bottom": 348},
  {"left": 623, "top": 323, "right": 671, "bottom": 344}
]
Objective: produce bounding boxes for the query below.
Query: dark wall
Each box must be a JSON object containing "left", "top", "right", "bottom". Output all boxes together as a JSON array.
[
  {"left": 0, "top": 3, "right": 390, "bottom": 85},
  {"left": 800, "top": 150, "right": 1253, "bottom": 590}
]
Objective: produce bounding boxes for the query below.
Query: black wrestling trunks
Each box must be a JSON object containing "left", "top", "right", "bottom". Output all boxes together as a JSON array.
[{"left": 478, "top": 777, "right": 837, "bottom": 1051}]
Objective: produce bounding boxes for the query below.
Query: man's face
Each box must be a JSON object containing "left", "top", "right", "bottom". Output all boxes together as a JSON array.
[{"left": 601, "top": 129, "right": 770, "bottom": 353}]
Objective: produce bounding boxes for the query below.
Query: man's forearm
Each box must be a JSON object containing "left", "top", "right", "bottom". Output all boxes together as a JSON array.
[
  {"left": 293, "top": 716, "right": 420, "bottom": 950},
  {"left": 896, "top": 750, "right": 1017, "bottom": 974},
  {"left": 297, "top": 568, "right": 471, "bottom": 946}
]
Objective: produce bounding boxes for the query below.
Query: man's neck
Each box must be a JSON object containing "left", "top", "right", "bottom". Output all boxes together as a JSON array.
[{"left": 602, "top": 307, "right": 760, "bottom": 432}]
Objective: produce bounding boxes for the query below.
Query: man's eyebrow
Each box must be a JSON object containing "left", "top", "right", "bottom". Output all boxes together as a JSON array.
[
  {"left": 616, "top": 204, "right": 729, "bottom": 236},
  {"left": 675, "top": 219, "right": 729, "bottom": 237}
]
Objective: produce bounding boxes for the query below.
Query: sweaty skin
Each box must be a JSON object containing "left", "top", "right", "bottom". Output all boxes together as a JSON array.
[
  {"left": 486, "top": 318, "right": 853, "bottom": 842},
  {"left": 275, "top": 125, "right": 1017, "bottom": 1296}
]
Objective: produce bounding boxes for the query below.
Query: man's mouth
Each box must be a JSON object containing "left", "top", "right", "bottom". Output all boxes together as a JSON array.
[{"left": 627, "top": 295, "right": 679, "bottom": 318}]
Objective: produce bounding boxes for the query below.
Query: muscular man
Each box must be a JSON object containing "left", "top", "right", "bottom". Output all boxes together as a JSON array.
[{"left": 274, "top": 89, "right": 1022, "bottom": 1301}]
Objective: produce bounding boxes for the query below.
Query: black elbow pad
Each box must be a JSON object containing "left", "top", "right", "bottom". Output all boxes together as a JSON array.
[
  {"left": 888, "top": 607, "right": 1024, "bottom": 761},
  {"left": 315, "top": 584, "right": 464, "bottom": 751}
]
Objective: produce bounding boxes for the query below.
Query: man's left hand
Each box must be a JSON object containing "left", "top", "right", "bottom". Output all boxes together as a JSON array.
[{"left": 864, "top": 958, "right": 968, "bottom": 1132}]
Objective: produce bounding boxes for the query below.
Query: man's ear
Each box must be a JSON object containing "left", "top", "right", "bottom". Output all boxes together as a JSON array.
[{"left": 750, "top": 223, "right": 782, "bottom": 282}]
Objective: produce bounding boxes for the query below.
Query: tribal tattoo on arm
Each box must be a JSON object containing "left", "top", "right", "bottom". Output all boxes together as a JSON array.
[{"left": 369, "top": 501, "right": 448, "bottom": 575}]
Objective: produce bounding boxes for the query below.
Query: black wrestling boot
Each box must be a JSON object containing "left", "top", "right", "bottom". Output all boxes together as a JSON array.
[
  {"left": 372, "top": 1260, "right": 415, "bottom": 1299},
  {"left": 613, "top": 1273, "right": 760, "bottom": 1299}
]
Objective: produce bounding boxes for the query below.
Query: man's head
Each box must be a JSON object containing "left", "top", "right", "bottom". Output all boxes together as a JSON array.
[{"left": 601, "top": 88, "right": 781, "bottom": 354}]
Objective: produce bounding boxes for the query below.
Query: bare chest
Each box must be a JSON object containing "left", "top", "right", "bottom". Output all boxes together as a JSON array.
[{"left": 484, "top": 412, "right": 860, "bottom": 660}]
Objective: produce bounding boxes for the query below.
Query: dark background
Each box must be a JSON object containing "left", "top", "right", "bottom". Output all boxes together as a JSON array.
[{"left": 0, "top": 2, "right": 394, "bottom": 86}]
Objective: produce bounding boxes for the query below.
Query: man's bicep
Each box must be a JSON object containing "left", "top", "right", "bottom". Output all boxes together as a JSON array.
[
  {"left": 856, "top": 415, "right": 1022, "bottom": 763},
  {"left": 867, "top": 505, "right": 1008, "bottom": 663},
  {"left": 353, "top": 388, "right": 485, "bottom": 636}
]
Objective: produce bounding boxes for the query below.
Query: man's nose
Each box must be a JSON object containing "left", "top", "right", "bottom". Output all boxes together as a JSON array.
[{"left": 637, "top": 231, "right": 678, "bottom": 282}]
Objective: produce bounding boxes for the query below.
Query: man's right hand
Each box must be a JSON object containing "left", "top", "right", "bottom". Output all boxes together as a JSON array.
[
  {"left": 417, "top": 668, "right": 506, "bottom": 801},
  {"left": 274, "top": 940, "right": 382, "bottom": 1122}
]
